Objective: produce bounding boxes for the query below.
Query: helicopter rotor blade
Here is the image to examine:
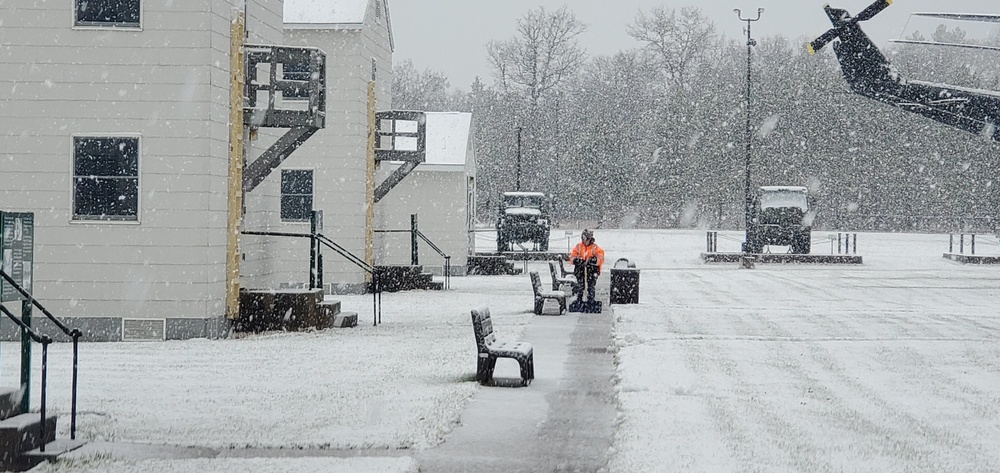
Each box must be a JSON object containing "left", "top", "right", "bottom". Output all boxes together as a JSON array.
[
  {"left": 855, "top": 0, "right": 893, "bottom": 22},
  {"left": 807, "top": 29, "right": 840, "bottom": 54}
]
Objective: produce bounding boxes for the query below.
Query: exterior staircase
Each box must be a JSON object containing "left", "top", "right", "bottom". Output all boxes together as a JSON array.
[
  {"left": 467, "top": 255, "right": 522, "bottom": 276},
  {"left": 374, "top": 265, "right": 444, "bottom": 292},
  {"left": 0, "top": 388, "right": 84, "bottom": 471},
  {"left": 237, "top": 288, "right": 358, "bottom": 332}
]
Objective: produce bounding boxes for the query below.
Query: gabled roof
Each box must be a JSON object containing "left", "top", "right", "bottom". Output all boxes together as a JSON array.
[
  {"left": 284, "top": 0, "right": 393, "bottom": 51},
  {"left": 284, "top": 0, "right": 368, "bottom": 25}
]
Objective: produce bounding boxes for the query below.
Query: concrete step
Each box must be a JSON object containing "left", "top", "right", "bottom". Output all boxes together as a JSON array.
[
  {"left": 375, "top": 265, "right": 444, "bottom": 292},
  {"left": 333, "top": 311, "right": 358, "bottom": 328},
  {"left": 18, "top": 438, "right": 87, "bottom": 471},
  {"left": 0, "top": 388, "right": 23, "bottom": 422},
  {"left": 0, "top": 413, "right": 57, "bottom": 469}
]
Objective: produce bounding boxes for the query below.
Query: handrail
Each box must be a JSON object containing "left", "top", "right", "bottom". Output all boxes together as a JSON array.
[
  {"left": 313, "top": 233, "right": 382, "bottom": 326},
  {"left": 241, "top": 230, "right": 383, "bottom": 326},
  {"left": 0, "top": 304, "right": 52, "bottom": 452},
  {"left": 414, "top": 230, "right": 451, "bottom": 290},
  {"left": 0, "top": 271, "right": 80, "bottom": 338},
  {"left": 374, "top": 227, "right": 452, "bottom": 289},
  {"left": 0, "top": 269, "right": 81, "bottom": 441}
]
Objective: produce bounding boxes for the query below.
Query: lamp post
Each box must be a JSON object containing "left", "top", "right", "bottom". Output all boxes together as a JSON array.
[
  {"left": 515, "top": 126, "right": 523, "bottom": 192},
  {"left": 735, "top": 8, "right": 763, "bottom": 258}
]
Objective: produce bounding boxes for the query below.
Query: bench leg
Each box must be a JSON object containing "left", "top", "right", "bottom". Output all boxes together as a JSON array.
[
  {"left": 518, "top": 354, "right": 534, "bottom": 386},
  {"left": 477, "top": 354, "right": 497, "bottom": 384},
  {"left": 558, "top": 297, "right": 566, "bottom": 314},
  {"left": 534, "top": 298, "right": 544, "bottom": 315}
]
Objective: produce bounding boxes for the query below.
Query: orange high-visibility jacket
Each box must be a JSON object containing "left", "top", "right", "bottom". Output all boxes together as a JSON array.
[{"left": 569, "top": 241, "right": 606, "bottom": 274}]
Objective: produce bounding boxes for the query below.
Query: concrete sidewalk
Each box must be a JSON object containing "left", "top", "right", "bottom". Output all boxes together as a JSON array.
[{"left": 416, "top": 280, "right": 616, "bottom": 472}]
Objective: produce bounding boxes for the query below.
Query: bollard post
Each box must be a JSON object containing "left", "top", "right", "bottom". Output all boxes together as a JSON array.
[
  {"left": 960, "top": 234, "right": 965, "bottom": 254},
  {"left": 972, "top": 234, "right": 976, "bottom": 255},
  {"left": 852, "top": 233, "right": 857, "bottom": 255},
  {"left": 837, "top": 233, "right": 842, "bottom": 254},
  {"left": 949, "top": 234, "right": 954, "bottom": 253}
]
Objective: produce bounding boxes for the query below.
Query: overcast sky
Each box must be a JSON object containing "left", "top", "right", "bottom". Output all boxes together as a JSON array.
[{"left": 389, "top": 0, "right": 1000, "bottom": 90}]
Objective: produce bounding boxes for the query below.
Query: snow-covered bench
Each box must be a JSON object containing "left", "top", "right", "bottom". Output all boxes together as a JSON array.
[
  {"left": 529, "top": 270, "right": 567, "bottom": 315},
  {"left": 548, "top": 260, "right": 577, "bottom": 292},
  {"left": 470, "top": 307, "right": 534, "bottom": 386}
]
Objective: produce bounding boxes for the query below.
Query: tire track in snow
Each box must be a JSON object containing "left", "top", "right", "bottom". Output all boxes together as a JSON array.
[{"left": 663, "top": 300, "right": 840, "bottom": 472}]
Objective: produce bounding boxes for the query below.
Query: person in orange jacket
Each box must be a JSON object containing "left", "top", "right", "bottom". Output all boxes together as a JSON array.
[{"left": 568, "top": 228, "right": 605, "bottom": 304}]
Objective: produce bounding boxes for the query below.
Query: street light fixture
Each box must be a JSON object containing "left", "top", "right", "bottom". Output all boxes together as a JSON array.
[{"left": 735, "top": 8, "right": 763, "bottom": 262}]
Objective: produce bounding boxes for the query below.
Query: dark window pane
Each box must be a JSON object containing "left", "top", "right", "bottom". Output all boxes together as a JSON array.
[
  {"left": 281, "top": 170, "right": 313, "bottom": 195},
  {"left": 281, "top": 196, "right": 313, "bottom": 221},
  {"left": 76, "top": 0, "right": 141, "bottom": 26},
  {"left": 73, "top": 136, "right": 139, "bottom": 221},
  {"left": 280, "top": 169, "right": 313, "bottom": 221},
  {"left": 282, "top": 62, "right": 310, "bottom": 99},
  {"left": 74, "top": 137, "right": 139, "bottom": 176},
  {"left": 74, "top": 177, "right": 138, "bottom": 219}
]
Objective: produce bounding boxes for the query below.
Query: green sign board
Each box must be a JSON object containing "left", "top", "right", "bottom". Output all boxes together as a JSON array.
[{"left": 1, "top": 212, "right": 34, "bottom": 302}]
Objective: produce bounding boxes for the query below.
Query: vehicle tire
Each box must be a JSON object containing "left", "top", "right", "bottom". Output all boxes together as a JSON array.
[{"left": 793, "top": 233, "right": 811, "bottom": 254}]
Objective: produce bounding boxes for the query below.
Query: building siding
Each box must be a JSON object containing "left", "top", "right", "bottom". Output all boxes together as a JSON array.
[{"left": 0, "top": 0, "right": 284, "bottom": 332}]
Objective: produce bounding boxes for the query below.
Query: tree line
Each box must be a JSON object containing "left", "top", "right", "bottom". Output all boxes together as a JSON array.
[{"left": 392, "top": 6, "right": 1000, "bottom": 233}]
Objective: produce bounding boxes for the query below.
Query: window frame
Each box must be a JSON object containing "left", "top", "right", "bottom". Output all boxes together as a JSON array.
[
  {"left": 73, "top": 0, "right": 143, "bottom": 30},
  {"left": 281, "top": 62, "right": 311, "bottom": 101},
  {"left": 280, "top": 168, "right": 314, "bottom": 223},
  {"left": 71, "top": 134, "right": 142, "bottom": 224}
]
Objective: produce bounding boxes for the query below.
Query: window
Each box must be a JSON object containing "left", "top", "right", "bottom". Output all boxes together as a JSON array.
[
  {"left": 281, "top": 169, "right": 313, "bottom": 221},
  {"left": 282, "top": 62, "right": 310, "bottom": 100},
  {"left": 75, "top": 0, "right": 141, "bottom": 28},
  {"left": 73, "top": 137, "right": 139, "bottom": 221}
]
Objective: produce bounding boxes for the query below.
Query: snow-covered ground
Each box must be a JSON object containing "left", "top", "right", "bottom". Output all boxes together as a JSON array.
[{"left": 4, "top": 229, "right": 999, "bottom": 472}]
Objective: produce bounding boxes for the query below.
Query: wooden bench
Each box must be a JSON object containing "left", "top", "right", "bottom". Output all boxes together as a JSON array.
[
  {"left": 529, "top": 270, "right": 567, "bottom": 315},
  {"left": 548, "top": 260, "right": 577, "bottom": 292},
  {"left": 470, "top": 307, "right": 534, "bottom": 386},
  {"left": 556, "top": 258, "right": 573, "bottom": 278}
]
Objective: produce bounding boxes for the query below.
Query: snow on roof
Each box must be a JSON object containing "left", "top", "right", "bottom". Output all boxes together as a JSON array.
[
  {"left": 759, "top": 186, "right": 808, "bottom": 192},
  {"left": 424, "top": 112, "right": 472, "bottom": 166},
  {"left": 284, "top": 0, "right": 368, "bottom": 25}
]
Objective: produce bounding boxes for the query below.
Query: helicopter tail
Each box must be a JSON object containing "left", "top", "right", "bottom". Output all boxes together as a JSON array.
[{"left": 808, "top": 1, "right": 901, "bottom": 99}]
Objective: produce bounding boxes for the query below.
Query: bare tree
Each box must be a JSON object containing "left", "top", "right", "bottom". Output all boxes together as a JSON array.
[
  {"left": 628, "top": 6, "right": 717, "bottom": 91},
  {"left": 487, "top": 6, "right": 587, "bottom": 107},
  {"left": 391, "top": 60, "right": 456, "bottom": 111}
]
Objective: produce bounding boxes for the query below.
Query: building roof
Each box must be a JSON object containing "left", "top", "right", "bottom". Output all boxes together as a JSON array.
[
  {"left": 284, "top": 0, "right": 369, "bottom": 25},
  {"left": 424, "top": 112, "right": 472, "bottom": 166}
]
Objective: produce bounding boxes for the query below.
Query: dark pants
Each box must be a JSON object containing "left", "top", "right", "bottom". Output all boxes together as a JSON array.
[{"left": 574, "top": 265, "right": 600, "bottom": 302}]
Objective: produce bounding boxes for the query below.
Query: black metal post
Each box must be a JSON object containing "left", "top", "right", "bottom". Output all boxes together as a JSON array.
[
  {"left": 71, "top": 332, "right": 79, "bottom": 440},
  {"left": 410, "top": 214, "right": 419, "bottom": 266},
  {"left": 20, "top": 301, "right": 32, "bottom": 414},
  {"left": 309, "top": 211, "right": 318, "bottom": 289},
  {"left": 39, "top": 341, "right": 48, "bottom": 452},
  {"left": 516, "top": 126, "right": 523, "bottom": 192},
  {"left": 736, "top": 8, "right": 763, "bottom": 255}
]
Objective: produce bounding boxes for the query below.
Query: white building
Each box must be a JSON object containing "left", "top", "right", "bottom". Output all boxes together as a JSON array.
[
  {"left": 243, "top": 0, "right": 393, "bottom": 294},
  {"left": 375, "top": 112, "right": 477, "bottom": 276},
  {"left": 0, "top": 0, "right": 394, "bottom": 340}
]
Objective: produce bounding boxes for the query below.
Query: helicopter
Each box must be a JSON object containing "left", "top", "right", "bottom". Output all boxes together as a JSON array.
[{"left": 807, "top": 0, "right": 1000, "bottom": 141}]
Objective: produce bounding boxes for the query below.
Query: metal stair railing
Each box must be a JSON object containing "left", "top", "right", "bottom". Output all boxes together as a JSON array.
[
  {"left": 0, "top": 304, "right": 53, "bottom": 452},
  {"left": 241, "top": 231, "right": 383, "bottom": 326},
  {"left": 0, "top": 269, "right": 81, "bottom": 443},
  {"left": 414, "top": 230, "right": 451, "bottom": 290}
]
